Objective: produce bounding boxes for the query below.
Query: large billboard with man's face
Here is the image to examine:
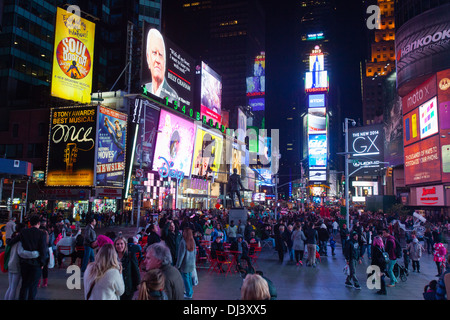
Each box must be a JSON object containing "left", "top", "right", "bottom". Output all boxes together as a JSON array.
[{"left": 141, "top": 23, "right": 195, "bottom": 107}]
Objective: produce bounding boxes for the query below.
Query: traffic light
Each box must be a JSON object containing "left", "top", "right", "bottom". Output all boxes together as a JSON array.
[{"left": 386, "top": 167, "right": 393, "bottom": 177}]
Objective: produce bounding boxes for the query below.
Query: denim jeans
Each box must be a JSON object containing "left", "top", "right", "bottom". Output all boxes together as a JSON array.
[
  {"left": 181, "top": 272, "right": 193, "bottom": 298},
  {"left": 387, "top": 259, "right": 397, "bottom": 285},
  {"left": 345, "top": 259, "right": 360, "bottom": 287},
  {"left": 81, "top": 246, "right": 95, "bottom": 273}
]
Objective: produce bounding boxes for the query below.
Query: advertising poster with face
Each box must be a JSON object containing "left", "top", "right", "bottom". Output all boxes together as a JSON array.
[
  {"left": 96, "top": 106, "right": 127, "bottom": 188},
  {"left": 152, "top": 109, "right": 196, "bottom": 176},
  {"left": 438, "top": 69, "right": 450, "bottom": 182},
  {"left": 141, "top": 23, "right": 195, "bottom": 107},
  {"left": 191, "top": 126, "right": 223, "bottom": 178},
  {"left": 201, "top": 62, "right": 222, "bottom": 124},
  {"left": 46, "top": 106, "right": 97, "bottom": 186}
]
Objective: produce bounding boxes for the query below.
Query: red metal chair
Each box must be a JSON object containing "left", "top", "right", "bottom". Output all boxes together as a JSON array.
[{"left": 57, "top": 246, "right": 73, "bottom": 268}]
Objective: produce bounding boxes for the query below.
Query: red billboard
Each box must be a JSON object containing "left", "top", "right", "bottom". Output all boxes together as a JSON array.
[
  {"left": 404, "top": 134, "right": 441, "bottom": 185},
  {"left": 402, "top": 74, "right": 437, "bottom": 115}
]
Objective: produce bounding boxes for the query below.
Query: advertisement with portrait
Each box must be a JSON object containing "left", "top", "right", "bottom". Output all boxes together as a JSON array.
[
  {"left": 95, "top": 106, "right": 127, "bottom": 188},
  {"left": 191, "top": 126, "right": 223, "bottom": 178},
  {"left": 46, "top": 106, "right": 97, "bottom": 186},
  {"left": 152, "top": 109, "right": 196, "bottom": 176},
  {"left": 141, "top": 23, "right": 195, "bottom": 107},
  {"left": 51, "top": 7, "right": 95, "bottom": 104},
  {"left": 200, "top": 62, "right": 222, "bottom": 124},
  {"left": 348, "top": 124, "right": 384, "bottom": 176},
  {"left": 131, "top": 99, "right": 160, "bottom": 169},
  {"left": 404, "top": 135, "right": 441, "bottom": 185},
  {"left": 308, "top": 134, "right": 327, "bottom": 169},
  {"left": 438, "top": 68, "right": 450, "bottom": 182}
]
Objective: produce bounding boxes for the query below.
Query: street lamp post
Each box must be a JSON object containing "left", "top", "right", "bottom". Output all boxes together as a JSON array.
[{"left": 344, "top": 118, "right": 355, "bottom": 228}]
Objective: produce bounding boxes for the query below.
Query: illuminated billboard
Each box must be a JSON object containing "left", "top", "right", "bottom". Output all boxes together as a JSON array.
[
  {"left": 141, "top": 23, "right": 195, "bottom": 107},
  {"left": 309, "top": 170, "right": 327, "bottom": 181},
  {"left": 308, "top": 134, "right": 327, "bottom": 168},
  {"left": 419, "top": 97, "right": 438, "bottom": 139},
  {"left": 200, "top": 62, "right": 222, "bottom": 124},
  {"left": 191, "top": 126, "right": 223, "bottom": 178},
  {"left": 404, "top": 134, "right": 441, "bottom": 185},
  {"left": 237, "top": 108, "right": 247, "bottom": 142},
  {"left": 308, "top": 108, "right": 327, "bottom": 134},
  {"left": 95, "top": 106, "right": 127, "bottom": 188},
  {"left": 51, "top": 7, "right": 95, "bottom": 104},
  {"left": 249, "top": 98, "right": 265, "bottom": 112},
  {"left": 305, "top": 71, "right": 328, "bottom": 93},
  {"left": 309, "top": 54, "right": 324, "bottom": 72},
  {"left": 308, "top": 94, "right": 326, "bottom": 108},
  {"left": 152, "top": 109, "right": 196, "bottom": 176},
  {"left": 348, "top": 124, "right": 384, "bottom": 176},
  {"left": 46, "top": 106, "right": 97, "bottom": 186}
]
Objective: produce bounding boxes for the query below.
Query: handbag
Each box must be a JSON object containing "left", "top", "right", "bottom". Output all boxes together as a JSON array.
[
  {"left": 343, "top": 264, "right": 350, "bottom": 276},
  {"left": 192, "top": 268, "right": 198, "bottom": 286}
]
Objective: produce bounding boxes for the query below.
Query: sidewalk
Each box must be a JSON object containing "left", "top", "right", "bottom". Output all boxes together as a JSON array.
[{"left": 0, "top": 224, "right": 443, "bottom": 300}]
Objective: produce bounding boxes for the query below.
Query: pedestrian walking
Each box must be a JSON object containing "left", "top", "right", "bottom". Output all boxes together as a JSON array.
[
  {"left": 344, "top": 231, "right": 362, "bottom": 289},
  {"left": 176, "top": 227, "right": 197, "bottom": 299}
]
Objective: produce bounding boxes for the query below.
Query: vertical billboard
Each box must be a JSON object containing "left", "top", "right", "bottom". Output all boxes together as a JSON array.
[
  {"left": 51, "top": 7, "right": 95, "bottom": 104},
  {"left": 95, "top": 106, "right": 127, "bottom": 188},
  {"left": 152, "top": 109, "right": 196, "bottom": 177},
  {"left": 200, "top": 62, "right": 222, "bottom": 124},
  {"left": 131, "top": 99, "right": 160, "bottom": 169},
  {"left": 348, "top": 124, "right": 384, "bottom": 176},
  {"left": 308, "top": 134, "right": 327, "bottom": 168},
  {"left": 46, "top": 106, "right": 97, "bottom": 186},
  {"left": 191, "top": 127, "right": 223, "bottom": 178},
  {"left": 141, "top": 23, "right": 195, "bottom": 107}
]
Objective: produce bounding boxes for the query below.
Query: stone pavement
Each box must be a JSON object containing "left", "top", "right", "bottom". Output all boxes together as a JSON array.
[{"left": 0, "top": 224, "right": 444, "bottom": 300}]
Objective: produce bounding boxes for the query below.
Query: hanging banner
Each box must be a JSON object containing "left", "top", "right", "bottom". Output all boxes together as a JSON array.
[
  {"left": 51, "top": 7, "right": 95, "bottom": 104},
  {"left": 95, "top": 106, "right": 127, "bottom": 188}
]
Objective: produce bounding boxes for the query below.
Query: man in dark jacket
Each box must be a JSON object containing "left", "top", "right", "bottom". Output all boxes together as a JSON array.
[
  {"left": 340, "top": 223, "right": 350, "bottom": 254},
  {"left": 305, "top": 223, "right": 318, "bottom": 267},
  {"left": 344, "top": 231, "right": 362, "bottom": 289},
  {"left": 383, "top": 228, "right": 398, "bottom": 287},
  {"left": 17, "top": 215, "right": 47, "bottom": 300}
]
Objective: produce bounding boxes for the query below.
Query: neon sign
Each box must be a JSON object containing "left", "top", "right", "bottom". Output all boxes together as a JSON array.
[{"left": 157, "top": 156, "right": 185, "bottom": 185}]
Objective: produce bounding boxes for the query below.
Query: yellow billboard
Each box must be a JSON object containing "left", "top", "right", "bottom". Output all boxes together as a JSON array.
[
  {"left": 51, "top": 7, "right": 95, "bottom": 104},
  {"left": 191, "top": 127, "right": 223, "bottom": 178}
]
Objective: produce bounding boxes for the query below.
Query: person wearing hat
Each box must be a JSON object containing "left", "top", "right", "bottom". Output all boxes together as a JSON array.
[{"left": 344, "top": 231, "right": 362, "bottom": 289}]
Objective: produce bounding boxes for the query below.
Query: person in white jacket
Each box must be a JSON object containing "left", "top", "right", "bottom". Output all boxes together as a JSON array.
[{"left": 84, "top": 243, "right": 124, "bottom": 300}]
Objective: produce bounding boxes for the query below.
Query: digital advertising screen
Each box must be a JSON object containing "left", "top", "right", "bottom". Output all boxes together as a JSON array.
[
  {"left": 200, "top": 62, "right": 222, "bottom": 124},
  {"left": 152, "top": 109, "right": 196, "bottom": 177},
  {"left": 348, "top": 124, "right": 384, "bottom": 176},
  {"left": 96, "top": 106, "right": 127, "bottom": 188},
  {"left": 246, "top": 76, "right": 265, "bottom": 96},
  {"left": 309, "top": 170, "right": 327, "bottom": 181},
  {"left": 308, "top": 108, "right": 327, "bottom": 134},
  {"left": 403, "top": 107, "right": 420, "bottom": 147},
  {"left": 305, "top": 71, "right": 328, "bottom": 93},
  {"left": 46, "top": 106, "right": 97, "bottom": 186},
  {"left": 237, "top": 108, "right": 247, "bottom": 143},
  {"left": 419, "top": 97, "right": 438, "bottom": 139},
  {"left": 308, "top": 134, "right": 327, "bottom": 168},
  {"left": 309, "top": 53, "right": 324, "bottom": 72},
  {"left": 230, "top": 148, "right": 242, "bottom": 175},
  {"left": 141, "top": 23, "right": 195, "bottom": 107},
  {"left": 131, "top": 99, "right": 160, "bottom": 169},
  {"left": 51, "top": 7, "right": 95, "bottom": 104},
  {"left": 249, "top": 97, "right": 265, "bottom": 112},
  {"left": 254, "top": 168, "right": 272, "bottom": 186},
  {"left": 191, "top": 126, "right": 223, "bottom": 178},
  {"left": 308, "top": 94, "right": 326, "bottom": 108},
  {"left": 438, "top": 68, "right": 450, "bottom": 183},
  {"left": 404, "top": 134, "right": 441, "bottom": 185}
]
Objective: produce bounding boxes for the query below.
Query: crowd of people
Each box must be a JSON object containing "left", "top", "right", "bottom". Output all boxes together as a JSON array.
[{"left": 1, "top": 205, "right": 450, "bottom": 300}]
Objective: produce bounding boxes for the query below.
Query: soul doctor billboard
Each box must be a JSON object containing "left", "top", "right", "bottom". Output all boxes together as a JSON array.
[{"left": 51, "top": 7, "right": 95, "bottom": 104}]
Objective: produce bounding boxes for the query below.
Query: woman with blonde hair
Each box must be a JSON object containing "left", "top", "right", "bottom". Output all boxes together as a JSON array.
[
  {"left": 241, "top": 274, "right": 271, "bottom": 300},
  {"left": 137, "top": 269, "right": 168, "bottom": 300},
  {"left": 84, "top": 243, "right": 125, "bottom": 300},
  {"left": 176, "top": 227, "right": 197, "bottom": 299},
  {"left": 114, "top": 236, "right": 140, "bottom": 300}
]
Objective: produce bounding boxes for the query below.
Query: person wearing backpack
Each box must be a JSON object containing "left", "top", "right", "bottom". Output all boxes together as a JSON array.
[
  {"left": 382, "top": 228, "right": 399, "bottom": 287},
  {"left": 406, "top": 231, "right": 424, "bottom": 273},
  {"left": 371, "top": 236, "right": 388, "bottom": 295}
]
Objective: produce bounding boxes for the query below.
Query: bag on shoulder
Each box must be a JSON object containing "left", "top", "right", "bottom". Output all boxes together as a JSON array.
[{"left": 394, "top": 238, "right": 402, "bottom": 259}]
